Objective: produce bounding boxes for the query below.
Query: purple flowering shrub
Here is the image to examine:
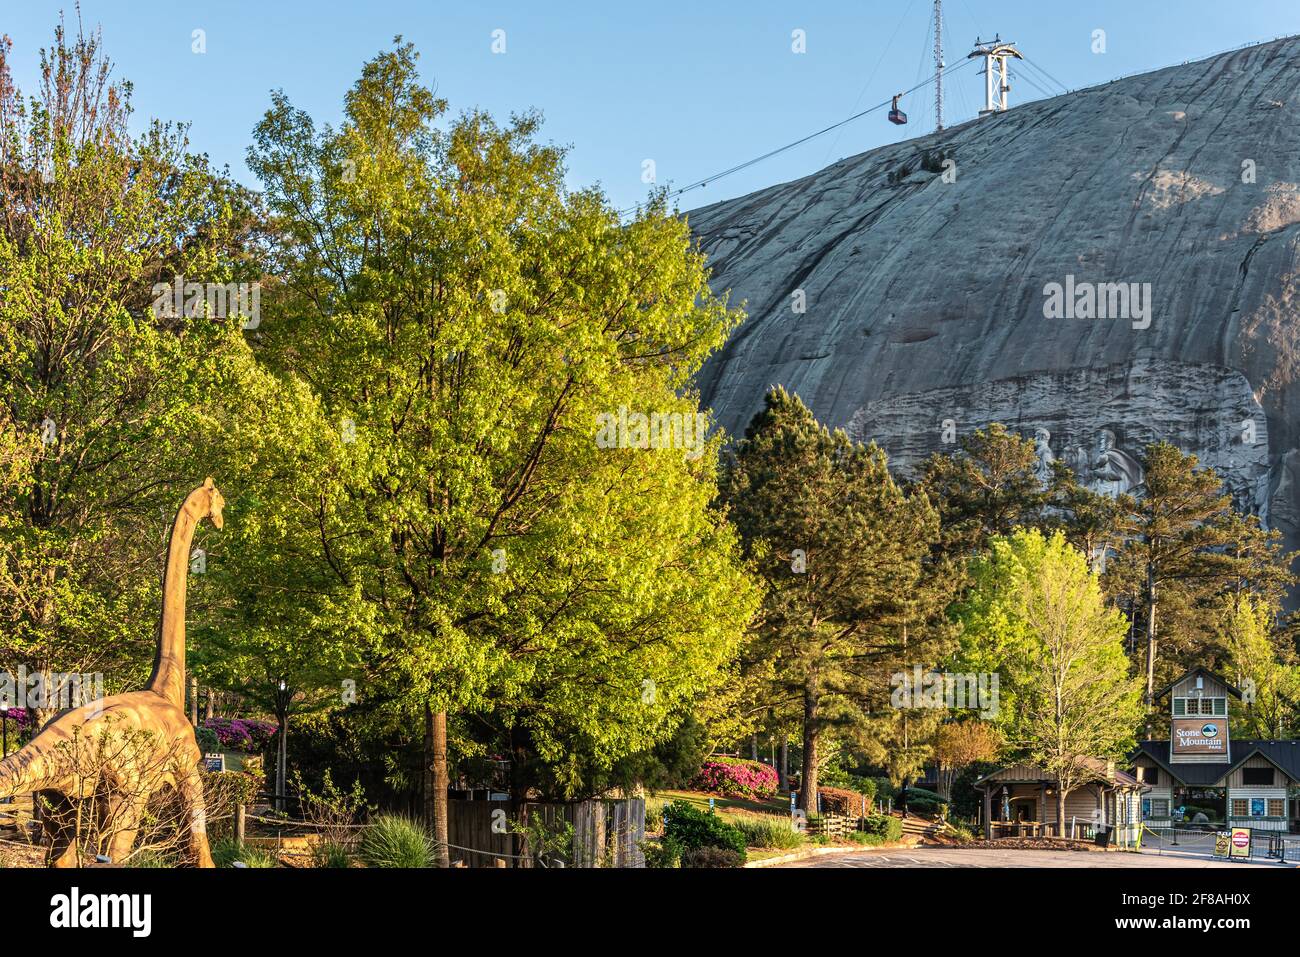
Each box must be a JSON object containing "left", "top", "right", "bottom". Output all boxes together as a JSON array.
[
  {"left": 2, "top": 707, "right": 35, "bottom": 731},
  {"left": 690, "top": 757, "right": 779, "bottom": 799},
  {"left": 205, "top": 717, "right": 278, "bottom": 753}
]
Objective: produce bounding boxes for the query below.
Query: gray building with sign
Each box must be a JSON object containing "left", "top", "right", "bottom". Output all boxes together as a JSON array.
[{"left": 1131, "top": 668, "right": 1300, "bottom": 833}]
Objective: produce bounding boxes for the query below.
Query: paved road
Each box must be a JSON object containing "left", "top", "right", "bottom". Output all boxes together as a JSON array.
[{"left": 776, "top": 845, "right": 1287, "bottom": 868}]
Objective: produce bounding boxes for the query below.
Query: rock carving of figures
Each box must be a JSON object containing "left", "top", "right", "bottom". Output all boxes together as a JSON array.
[
  {"left": 1033, "top": 428, "right": 1055, "bottom": 489},
  {"left": 1089, "top": 428, "right": 1144, "bottom": 498},
  {"left": 1072, "top": 445, "right": 1090, "bottom": 480}
]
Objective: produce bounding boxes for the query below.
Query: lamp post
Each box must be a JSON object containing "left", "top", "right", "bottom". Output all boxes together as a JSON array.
[
  {"left": 275, "top": 679, "right": 289, "bottom": 813},
  {"left": 0, "top": 701, "right": 7, "bottom": 759}
]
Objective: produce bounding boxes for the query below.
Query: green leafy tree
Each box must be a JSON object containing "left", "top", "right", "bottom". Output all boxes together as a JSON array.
[
  {"left": 722, "top": 388, "right": 955, "bottom": 811},
  {"left": 189, "top": 378, "right": 363, "bottom": 809},
  {"left": 0, "top": 17, "right": 264, "bottom": 718},
  {"left": 246, "top": 40, "right": 757, "bottom": 852},
  {"left": 961, "top": 529, "right": 1142, "bottom": 835},
  {"left": 1221, "top": 593, "right": 1300, "bottom": 739}
]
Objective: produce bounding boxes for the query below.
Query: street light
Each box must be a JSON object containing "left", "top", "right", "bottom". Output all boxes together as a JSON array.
[{"left": 276, "top": 680, "right": 288, "bottom": 813}]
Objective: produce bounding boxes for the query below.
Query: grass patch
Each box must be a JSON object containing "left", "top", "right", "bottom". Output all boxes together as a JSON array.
[
  {"left": 729, "top": 812, "right": 803, "bottom": 850},
  {"left": 648, "top": 789, "right": 788, "bottom": 821}
]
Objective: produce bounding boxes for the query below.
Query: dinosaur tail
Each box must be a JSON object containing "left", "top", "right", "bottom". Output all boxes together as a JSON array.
[{"left": 0, "top": 738, "right": 65, "bottom": 799}]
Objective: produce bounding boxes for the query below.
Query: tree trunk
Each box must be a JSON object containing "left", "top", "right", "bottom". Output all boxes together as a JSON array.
[
  {"left": 778, "top": 734, "right": 789, "bottom": 792},
  {"left": 799, "top": 683, "right": 819, "bottom": 813},
  {"left": 1057, "top": 783, "right": 1069, "bottom": 838},
  {"left": 750, "top": 733, "right": 758, "bottom": 762},
  {"left": 1145, "top": 568, "right": 1158, "bottom": 733},
  {"left": 424, "top": 703, "right": 451, "bottom": 867}
]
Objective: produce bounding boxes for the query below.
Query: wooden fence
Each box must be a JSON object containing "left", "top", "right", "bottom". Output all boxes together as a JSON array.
[
  {"left": 808, "top": 812, "right": 861, "bottom": 837},
  {"left": 446, "top": 797, "right": 645, "bottom": 868}
]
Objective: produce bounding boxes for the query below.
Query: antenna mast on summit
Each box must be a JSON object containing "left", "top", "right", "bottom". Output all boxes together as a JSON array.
[{"left": 934, "top": 0, "right": 945, "bottom": 132}]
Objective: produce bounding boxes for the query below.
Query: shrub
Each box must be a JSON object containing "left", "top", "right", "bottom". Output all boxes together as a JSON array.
[
  {"left": 817, "top": 785, "right": 874, "bottom": 816},
  {"left": 690, "top": 757, "right": 778, "bottom": 798},
  {"left": 681, "top": 846, "right": 744, "bottom": 868},
  {"left": 663, "top": 800, "right": 747, "bottom": 861},
  {"left": 847, "top": 830, "right": 886, "bottom": 846},
  {"left": 903, "top": 786, "right": 943, "bottom": 803},
  {"left": 730, "top": 813, "right": 802, "bottom": 850},
  {"left": 359, "top": 814, "right": 435, "bottom": 868},
  {"left": 871, "top": 777, "right": 895, "bottom": 801},
  {"left": 944, "top": 822, "right": 976, "bottom": 843},
  {"left": 857, "top": 815, "right": 902, "bottom": 842},
  {"left": 211, "top": 837, "right": 277, "bottom": 868},
  {"left": 641, "top": 836, "right": 682, "bottom": 868},
  {"left": 201, "top": 768, "right": 263, "bottom": 840},
  {"left": 820, "top": 761, "right": 878, "bottom": 805},
  {"left": 193, "top": 726, "right": 221, "bottom": 755},
  {"left": 312, "top": 841, "right": 353, "bottom": 869},
  {"left": 204, "top": 717, "right": 278, "bottom": 754}
]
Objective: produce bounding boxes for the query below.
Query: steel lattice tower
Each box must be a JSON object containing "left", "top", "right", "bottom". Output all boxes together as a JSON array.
[{"left": 934, "top": 0, "right": 944, "bottom": 132}]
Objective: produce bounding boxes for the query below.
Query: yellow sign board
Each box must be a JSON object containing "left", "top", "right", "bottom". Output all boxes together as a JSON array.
[{"left": 1229, "top": 826, "right": 1252, "bottom": 859}]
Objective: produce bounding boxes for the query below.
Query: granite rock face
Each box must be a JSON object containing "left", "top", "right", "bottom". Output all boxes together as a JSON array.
[{"left": 689, "top": 37, "right": 1300, "bottom": 552}]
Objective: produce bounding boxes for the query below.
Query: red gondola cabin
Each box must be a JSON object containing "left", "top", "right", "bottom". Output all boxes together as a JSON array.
[{"left": 888, "top": 94, "right": 908, "bottom": 125}]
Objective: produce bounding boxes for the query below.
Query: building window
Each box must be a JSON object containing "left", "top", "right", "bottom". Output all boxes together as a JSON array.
[
  {"left": 1175, "top": 696, "right": 1226, "bottom": 717},
  {"left": 1231, "top": 798, "right": 1249, "bottom": 817},
  {"left": 1242, "top": 767, "right": 1273, "bottom": 786},
  {"left": 1144, "top": 798, "right": 1169, "bottom": 819},
  {"left": 1268, "top": 799, "right": 1285, "bottom": 818}
]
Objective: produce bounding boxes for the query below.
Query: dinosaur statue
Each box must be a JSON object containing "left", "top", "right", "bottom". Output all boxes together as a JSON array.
[{"left": 0, "top": 479, "right": 223, "bottom": 867}]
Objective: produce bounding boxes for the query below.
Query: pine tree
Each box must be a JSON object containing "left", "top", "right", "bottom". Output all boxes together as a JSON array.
[
  {"left": 919, "top": 423, "right": 1050, "bottom": 557},
  {"left": 722, "top": 388, "right": 955, "bottom": 812},
  {"left": 1110, "top": 443, "right": 1294, "bottom": 722}
]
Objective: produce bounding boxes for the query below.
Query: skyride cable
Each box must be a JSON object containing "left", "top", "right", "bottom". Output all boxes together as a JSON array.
[{"left": 618, "top": 56, "right": 977, "bottom": 219}]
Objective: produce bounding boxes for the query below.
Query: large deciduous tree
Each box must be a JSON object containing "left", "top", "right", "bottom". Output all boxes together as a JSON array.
[
  {"left": 963, "top": 529, "right": 1142, "bottom": 836},
  {"left": 247, "top": 40, "right": 757, "bottom": 852},
  {"left": 0, "top": 16, "right": 264, "bottom": 717}
]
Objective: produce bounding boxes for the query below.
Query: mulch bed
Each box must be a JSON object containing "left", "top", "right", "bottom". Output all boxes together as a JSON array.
[{"left": 957, "top": 837, "right": 1106, "bottom": 852}]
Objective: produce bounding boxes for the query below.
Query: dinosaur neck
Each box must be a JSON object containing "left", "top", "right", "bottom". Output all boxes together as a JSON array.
[{"left": 148, "top": 492, "right": 201, "bottom": 707}]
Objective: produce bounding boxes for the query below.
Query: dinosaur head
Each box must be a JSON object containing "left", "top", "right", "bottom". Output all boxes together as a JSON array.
[{"left": 201, "top": 476, "right": 225, "bottom": 530}]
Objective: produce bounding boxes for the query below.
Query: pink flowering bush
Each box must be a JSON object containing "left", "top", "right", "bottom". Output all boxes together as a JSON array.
[
  {"left": 690, "top": 757, "right": 779, "bottom": 799},
  {"left": 205, "top": 717, "right": 278, "bottom": 753}
]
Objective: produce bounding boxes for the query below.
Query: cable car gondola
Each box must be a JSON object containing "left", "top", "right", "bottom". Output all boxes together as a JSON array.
[{"left": 888, "top": 94, "right": 908, "bottom": 125}]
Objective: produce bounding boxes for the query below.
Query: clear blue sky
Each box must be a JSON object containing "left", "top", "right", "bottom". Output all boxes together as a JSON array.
[{"left": 6, "top": 1, "right": 1300, "bottom": 212}]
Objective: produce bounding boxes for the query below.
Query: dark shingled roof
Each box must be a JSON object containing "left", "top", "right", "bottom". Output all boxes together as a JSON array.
[{"left": 1134, "top": 739, "right": 1300, "bottom": 786}]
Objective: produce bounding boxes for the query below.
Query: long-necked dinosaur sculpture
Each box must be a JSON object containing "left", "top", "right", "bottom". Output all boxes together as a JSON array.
[{"left": 0, "top": 479, "right": 223, "bottom": 866}]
